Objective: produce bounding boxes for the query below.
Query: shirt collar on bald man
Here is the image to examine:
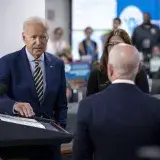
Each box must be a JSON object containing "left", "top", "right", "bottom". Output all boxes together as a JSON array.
[
  {"left": 112, "top": 79, "right": 134, "bottom": 85},
  {"left": 25, "top": 47, "right": 44, "bottom": 62}
]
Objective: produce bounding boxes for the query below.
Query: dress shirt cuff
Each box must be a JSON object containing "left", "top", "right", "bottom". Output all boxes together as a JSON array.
[{"left": 13, "top": 102, "right": 18, "bottom": 114}]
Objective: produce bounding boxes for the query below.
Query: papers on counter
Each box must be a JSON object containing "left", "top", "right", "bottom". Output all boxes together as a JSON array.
[{"left": 0, "top": 114, "right": 45, "bottom": 129}]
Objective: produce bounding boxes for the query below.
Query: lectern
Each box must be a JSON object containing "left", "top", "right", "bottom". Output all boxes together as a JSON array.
[{"left": 0, "top": 114, "right": 73, "bottom": 159}]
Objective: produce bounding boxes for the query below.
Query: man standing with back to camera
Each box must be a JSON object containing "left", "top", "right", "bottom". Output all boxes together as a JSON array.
[
  {"left": 73, "top": 43, "right": 160, "bottom": 160},
  {"left": 0, "top": 17, "right": 67, "bottom": 160}
]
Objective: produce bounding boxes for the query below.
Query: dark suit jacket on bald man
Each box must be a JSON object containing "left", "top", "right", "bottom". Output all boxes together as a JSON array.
[
  {"left": 0, "top": 47, "right": 67, "bottom": 128},
  {"left": 73, "top": 82, "right": 160, "bottom": 160}
]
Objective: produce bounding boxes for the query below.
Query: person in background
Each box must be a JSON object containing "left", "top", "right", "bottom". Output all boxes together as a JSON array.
[
  {"left": 101, "top": 18, "right": 121, "bottom": 46},
  {"left": 150, "top": 46, "right": 160, "bottom": 79},
  {"left": 87, "top": 29, "right": 149, "bottom": 96},
  {"left": 132, "top": 12, "right": 160, "bottom": 56},
  {"left": 58, "top": 52, "right": 71, "bottom": 64},
  {"left": 58, "top": 53, "right": 73, "bottom": 101},
  {"left": 152, "top": 46, "right": 160, "bottom": 57},
  {"left": 73, "top": 43, "right": 160, "bottom": 160},
  {"left": 0, "top": 17, "right": 67, "bottom": 160},
  {"left": 47, "top": 27, "right": 71, "bottom": 59},
  {"left": 79, "top": 27, "right": 98, "bottom": 61},
  {"left": 113, "top": 17, "right": 121, "bottom": 30},
  {"left": 66, "top": 81, "right": 73, "bottom": 102}
]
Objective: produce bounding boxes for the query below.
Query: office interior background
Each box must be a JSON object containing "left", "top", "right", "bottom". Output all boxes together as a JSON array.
[{"left": 1, "top": 0, "right": 160, "bottom": 56}]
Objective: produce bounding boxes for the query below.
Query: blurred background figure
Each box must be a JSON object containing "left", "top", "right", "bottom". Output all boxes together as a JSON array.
[
  {"left": 150, "top": 45, "right": 160, "bottom": 78},
  {"left": 113, "top": 17, "right": 122, "bottom": 30},
  {"left": 152, "top": 46, "right": 160, "bottom": 57},
  {"left": 101, "top": 18, "right": 122, "bottom": 46},
  {"left": 59, "top": 52, "right": 71, "bottom": 64},
  {"left": 58, "top": 53, "right": 73, "bottom": 102},
  {"left": 132, "top": 12, "right": 160, "bottom": 60},
  {"left": 79, "top": 27, "right": 98, "bottom": 63},
  {"left": 47, "top": 27, "right": 72, "bottom": 60},
  {"left": 66, "top": 81, "right": 73, "bottom": 102}
]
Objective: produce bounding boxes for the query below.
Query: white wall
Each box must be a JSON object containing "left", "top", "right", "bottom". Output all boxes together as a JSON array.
[
  {"left": 45, "top": 0, "right": 70, "bottom": 41},
  {"left": 0, "top": 0, "right": 45, "bottom": 56}
]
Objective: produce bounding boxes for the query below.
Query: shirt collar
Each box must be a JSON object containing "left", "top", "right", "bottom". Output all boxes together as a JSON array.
[
  {"left": 112, "top": 79, "right": 134, "bottom": 85},
  {"left": 25, "top": 47, "right": 44, "bottom": 62}
]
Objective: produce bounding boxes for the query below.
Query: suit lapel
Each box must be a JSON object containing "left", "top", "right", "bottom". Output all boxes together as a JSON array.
[
  {"left": 44, "top": 53, "right": 55, "bottom": 101},
  {"left": 19, "top": 47, "right": 39, "bottom": 103}
]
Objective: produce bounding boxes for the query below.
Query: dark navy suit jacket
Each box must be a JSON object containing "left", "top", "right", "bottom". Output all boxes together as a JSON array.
[
  {"left": 73, "top": 83, "right": 160, "bottom": 160},
  {"left": 0, "top": 47, "right": 67, "bottom": 127}
]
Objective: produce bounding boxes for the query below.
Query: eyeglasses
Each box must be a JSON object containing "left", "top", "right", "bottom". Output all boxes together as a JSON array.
[{"left": 107, "top": 41, "right": 122, "bottom": 48}]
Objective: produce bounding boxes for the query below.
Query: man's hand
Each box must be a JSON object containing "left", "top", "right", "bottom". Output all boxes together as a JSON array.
[{"left": 14, "top": 102, "right": 35, "bottom": 117}]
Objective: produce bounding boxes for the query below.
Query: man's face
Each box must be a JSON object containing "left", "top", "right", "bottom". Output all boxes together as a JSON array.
[
  {"left": 113, "top": 20, "right": 120, "bottom": 30},
  {"left": 55, "top": 29, "right": 63, "bottom": 40},
  {"left": 85, "top": 28, "right": 92, "bottom": 39},
  {"left": 143, "top": 13, "right": 150, "bottom": 24},
  {"left": 22, "top": 23, "right": 48, "bottom": 58}
]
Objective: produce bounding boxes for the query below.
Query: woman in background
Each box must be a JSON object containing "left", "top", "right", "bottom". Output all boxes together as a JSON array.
[
  {"left": 79, "top": 27, "right": 98, "bottom": 61},
  {"left": 87, "top": 29, "right": 149, "bottom": 96}
]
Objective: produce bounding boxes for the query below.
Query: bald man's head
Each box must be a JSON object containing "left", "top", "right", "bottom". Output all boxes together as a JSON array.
[{"left": 107, "top": 43, "right": 141, "bottom": 82}]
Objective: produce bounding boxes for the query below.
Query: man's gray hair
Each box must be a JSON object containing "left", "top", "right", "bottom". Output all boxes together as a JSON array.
[
  {"left": 108, "top": 43, "right": 141, "bottom": 80},
  {"left": 23, "top": 16, "right": 49, "bottom": 31}
]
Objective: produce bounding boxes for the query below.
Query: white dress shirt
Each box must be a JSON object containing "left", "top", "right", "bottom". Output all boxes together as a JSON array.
[{"left": 112, "top": 79, "right": 134, "bottom": 85}]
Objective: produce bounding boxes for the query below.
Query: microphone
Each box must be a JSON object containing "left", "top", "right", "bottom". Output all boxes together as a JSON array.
[{"left": 0, "top": 84, "right": 8, "bottom": 96}]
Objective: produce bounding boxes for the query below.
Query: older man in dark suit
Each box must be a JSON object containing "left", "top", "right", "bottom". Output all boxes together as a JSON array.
[
  {"left": 73, "top": 43, "right": 160, "bottom": 160},
  {"left": 0, "top": 17, "right": 67, "bottom": 160}
]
